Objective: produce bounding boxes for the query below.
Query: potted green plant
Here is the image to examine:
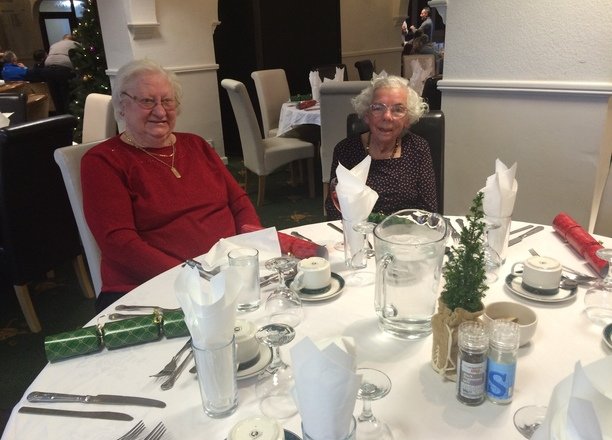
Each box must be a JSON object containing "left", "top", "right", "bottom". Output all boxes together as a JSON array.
[{"left": 431, "top": 192, "right": 488, "bottom": 380}]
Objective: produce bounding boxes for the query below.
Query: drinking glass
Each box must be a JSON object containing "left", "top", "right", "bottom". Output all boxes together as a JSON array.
[
  {"left": 513, "top": 405, "right": 547, "bottom": 438},
  {"left": 355, "top": 368, "right": 394, "bottom": 440},
  {"left": 255, "top": 323, "right": 298, "bottom": 419},
  {"left": 345, "top": 221, "right": 376, "bottom": 286},
  {"left": 329, "top": 177, "right": 344, "bottom": 251},
  {"left": 483, "top": 219, "right": 502, "bottom": 283},
  {"left": 584, "top": 248, "right": 612, "bottom": 325},
  {"left": 263, "top": 257, "right": 303, "bottom": 328}
]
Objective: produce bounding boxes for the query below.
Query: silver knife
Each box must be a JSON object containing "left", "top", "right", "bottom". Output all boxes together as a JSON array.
[
  {"left": 508, "top": 225, "right": 545, "bottom": 246},
  {"left": 19, "top": 406, "right": 133, "bottom": 421},
  {"left": 291, "top": 231, "right": 314, "bottom": 242},
  {"left": 510, "top": 224, "right": 534, "bottom": 235},
  {"left": 327, "top": 222, "right": 343, "bottom": 234},
  {"left": 27, "top": 391, "right": 166, "bottom": 408}
]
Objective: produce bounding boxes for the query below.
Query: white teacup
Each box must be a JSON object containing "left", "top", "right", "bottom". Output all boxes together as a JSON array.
[
  {"left": 511, "top": 256, "right": 562, "bottom": 294},
  {"left": 234, "top": 319, "right": 259, "bottom": 365},
  {"left": 290, "top": 257, "right": 331, "bottom": 291}
]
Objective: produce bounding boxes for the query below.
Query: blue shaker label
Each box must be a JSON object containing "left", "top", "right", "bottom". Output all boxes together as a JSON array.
[{"left": 486, "top": 360, "right": 516, "bottom": 401}]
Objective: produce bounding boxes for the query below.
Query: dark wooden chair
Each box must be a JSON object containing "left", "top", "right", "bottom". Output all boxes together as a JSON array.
[
  {"left": 354, "top": 59, "right": 375, "bottom": 81},
  {"left": 347, "top": 111, "right": 445, "bottom": 213},
  {"left": 0, "top": 93, "right": 27, "bottom": 125},
  {"left": 0, "top": 115, "right": 94, "bottom": 332}
]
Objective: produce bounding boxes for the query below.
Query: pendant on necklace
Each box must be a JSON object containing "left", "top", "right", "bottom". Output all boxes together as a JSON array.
[{"left": 171, "top": 167, "right": 182, "bottom": 178}]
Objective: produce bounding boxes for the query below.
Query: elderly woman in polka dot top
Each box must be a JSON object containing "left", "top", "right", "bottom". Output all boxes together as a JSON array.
[{"left": 324, "top": 75, "right": 438, "bottom": 220}]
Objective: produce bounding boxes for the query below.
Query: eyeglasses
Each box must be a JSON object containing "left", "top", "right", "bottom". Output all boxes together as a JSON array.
[
  {"left": 121, "top": 92, "right": 178, "bottom": 110},
  {"left": 369, "top": 103, "right": 407, "bottom": 119}
]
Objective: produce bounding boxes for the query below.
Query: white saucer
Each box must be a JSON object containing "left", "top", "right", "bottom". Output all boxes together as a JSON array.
[
  {"left": 505, "top": 274, "right": 577, "bottom": 303},
  {"left": 237, "top": 344, "right": 272, "bottom": 380},
  {"left": 290, "top": 273, "right": 345, "bottom": 302}
]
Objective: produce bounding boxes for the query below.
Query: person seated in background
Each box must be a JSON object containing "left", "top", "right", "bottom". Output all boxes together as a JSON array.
[
  {"left": 32, "top": 49, "right": 47, "bottom": 68},
  {"left": 411, "top": 34, "right": 435, "bottom": 55},
  {"left": 1, "top": 51, "right": 28, "bottom": 80},
  {"left": 24, "top": 49, "right": 48, "bottom": 82},
  {"left": 324, "top": 75, "right": 437, "bottom": 220},
  {"left": 82, "top": 59, "right": 261, "bottom": 312}
]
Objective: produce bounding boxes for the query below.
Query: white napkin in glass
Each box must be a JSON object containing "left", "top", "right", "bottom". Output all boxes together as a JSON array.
[
  {"left": 481, "top": 159, "right": 517, "bottom": 260},
  {"left": 335, "top": 66, "right": 345, "bottom": 82},
  {"left": 532, "top": 357, "right": 612, "bottom": 440},
  {"left": 199, "top": 227, "right": 281, "bottom": 272},
  {"left": 309, "top": 70, "right": 322, "bottom": 101},
  {"left": 482, "top": 159, "right": 518, "bottom": 217},
  {"left": 174, "top": 266, "right": 241, "bottom": 348},
  {"left": 291, "top": 337, "right": 361, "bottom": 440},
  {"left": 335, "top": 156, "right": 378, "bottom": 222}
]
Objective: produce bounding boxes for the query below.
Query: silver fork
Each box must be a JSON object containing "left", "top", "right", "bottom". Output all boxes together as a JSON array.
[
  {"left": 161, "top": 350, "right": 194, "bottom": 390},
  {"left": 117, "top": 420, "right": 145, "bottom": 440},
  {"left": 528, "top": 248, "right": 599, "bottom": 282},
  {"left": 144, "top": 421, "right": 166, "bottom": 440},
  {"left": 150, "top": 338, "right": 192, "bottom": 377}
]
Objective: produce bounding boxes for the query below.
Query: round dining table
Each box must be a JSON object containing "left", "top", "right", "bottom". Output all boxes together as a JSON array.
[
  {"left": 2, "top": 219, "right": 611, "bottom": 439},
  {"left": 277, "top": 101, "right": 321, "bottom": 137}
]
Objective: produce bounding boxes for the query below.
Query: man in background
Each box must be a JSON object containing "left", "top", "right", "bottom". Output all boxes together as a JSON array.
[{"left": 44, "top": 34, "right": 79, "bottom": 114}]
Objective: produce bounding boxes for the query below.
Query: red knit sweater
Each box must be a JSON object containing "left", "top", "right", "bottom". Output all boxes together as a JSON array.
[{"left": 82, "top": 133, "right": 261, "bottom": 294}]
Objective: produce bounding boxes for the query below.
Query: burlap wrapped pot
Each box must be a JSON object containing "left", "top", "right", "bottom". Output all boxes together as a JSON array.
[{"left": 431, "top": 298, "right": 483, "bottom": 381}]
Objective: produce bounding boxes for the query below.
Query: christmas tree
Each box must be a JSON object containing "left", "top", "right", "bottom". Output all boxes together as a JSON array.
[{"left": 69, "top": 0, "right": 111, "bottom": 142}]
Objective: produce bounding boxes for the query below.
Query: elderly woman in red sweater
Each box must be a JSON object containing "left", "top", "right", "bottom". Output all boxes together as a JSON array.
[{"left": 82, "top": 59, "right": 261, "bottom": 311}]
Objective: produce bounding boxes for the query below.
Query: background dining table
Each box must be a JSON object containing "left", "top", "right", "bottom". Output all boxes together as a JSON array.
[
  {"left": 277, "top": 101, "right": 321, "bottom": 137},
  {"left": 2, "top": 218, "right": 610, "bottom": 439}
]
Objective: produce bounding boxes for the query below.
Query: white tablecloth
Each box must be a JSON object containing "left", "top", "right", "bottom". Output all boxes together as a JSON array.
[
  {"left": 277, "top": 102, "right": 321, "bottom": 137},
  {"left": 2, "top": 219, "right": 611, "bottom": 439}
]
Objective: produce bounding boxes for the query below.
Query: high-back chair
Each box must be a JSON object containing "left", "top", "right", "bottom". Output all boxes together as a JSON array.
[
  {"left": 251, "top": 69, "right": 291, "bottom": 138},
  {"left": 221, "top": 78, "right": 315, "bottom": 207},
  {"left": 82, "top": 93, "right": 117, "bottom": 143},
  {"left": 354, "top": 59, "right": 375, "bottom": 80},
  {"left": 54, "top": 141, "right": 103, "bottom": 297},
  {"left": 0, "top": 115, "right": 94, "bottom": 333},
  {"left": 347, "top": 111, "right": 445, "bottom": 213},
  {"left": 0, "top": 93, "right": 27, "bottom": 125}
]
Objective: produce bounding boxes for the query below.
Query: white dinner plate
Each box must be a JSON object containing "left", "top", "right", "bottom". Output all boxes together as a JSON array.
[
  {"left": 237, "top": 344, "right": 272, "bottom": 380},
  {"left": 504, "top": 274, "right": 577, "bottom": 303},
  {"left": 289, "top": 273, "right": 345, "bottom": 303}
]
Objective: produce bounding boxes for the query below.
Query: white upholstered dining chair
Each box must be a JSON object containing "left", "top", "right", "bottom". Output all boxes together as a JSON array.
[
  {"left": 251, "top": 69, "right": 290, "bottom": 138},
  {"left": 82, "top": 93, "right": 117, "bottom": 143},
  {"left": 54, "top": 141, "right": 103, "bottom": 297},
  {"left": 221, "top": 78, "right": 315, "bottom": 207}
]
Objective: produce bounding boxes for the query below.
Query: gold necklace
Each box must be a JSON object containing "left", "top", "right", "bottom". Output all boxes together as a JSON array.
[
  {"left": 365, "top": 132, "right": 400, "bottom": 159},
  {"left": 123, "top": 133, "right": 181, "bottom": 178}
]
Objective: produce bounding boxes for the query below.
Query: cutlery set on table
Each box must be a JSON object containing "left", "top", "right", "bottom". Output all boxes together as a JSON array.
[{"left": 19, "top": 392, "right": 167, "bottom": 439}]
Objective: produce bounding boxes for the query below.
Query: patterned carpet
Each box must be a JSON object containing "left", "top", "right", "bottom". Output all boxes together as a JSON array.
[{"left": 0, "top": 157, "right": 325, "bottom": 434}]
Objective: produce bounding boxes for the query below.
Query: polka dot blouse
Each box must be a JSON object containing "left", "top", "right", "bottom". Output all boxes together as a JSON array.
[{"left": 325, "top": 132, "right": 438, "bottom": 220}]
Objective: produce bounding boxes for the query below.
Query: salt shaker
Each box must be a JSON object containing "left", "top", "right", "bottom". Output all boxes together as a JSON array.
[
  {"left": 456, "top": 320, "right": 489, "bottom": 405},
  {"left": 486, "top": 319, "right": 520, "bottom": 404}
]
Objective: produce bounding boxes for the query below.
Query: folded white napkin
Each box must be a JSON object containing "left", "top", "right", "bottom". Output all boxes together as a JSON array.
[
  {"left": 482, "top": 159, "right": 518, "bottom": 217},
  {"left": 174, "top": 266, "right": 241, "bottom": 348},
  {"left": 532, "top": 356, "right": 612, "bottom": 440},
  {"left": 309, "top": 71, "right": 322, "bottom": 101},
  {"left": 481, "top": 159, "right": 517, "bottom": 260},
  {"left": 335, "top": 66, "right": 345, "bottom": 82},
  {"left": 199, "top": 227, "right": 281, "bottom": 271},
  {"left": 0, "top": 113, "right": 10, "bottom": 128},
  {"left": 291, "top": 337, "right": 361, "bottom": 440},
  {"left": 335, "top": 157, "right": 378, "bottom": 255}
]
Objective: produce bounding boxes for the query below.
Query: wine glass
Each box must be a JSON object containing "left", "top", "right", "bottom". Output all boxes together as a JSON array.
[
  {"left": 263, "top": 257, "right": 303, "bottom": 328},
  {"left": 584, "top": 248, "right": 612, "bottom": 325},
  {"left": 355, "top": 368, "right": 394, "bottom": 440},
  {"left": 255, "top": 323, "right": 298, "bottom": 419},
  {"left": 329, "top": 177, "right": 344, "bottom": 251},
  {"left": 483, "top": 219, "right": 503, "bottom": 283},
  {"left": 345, "top": 221, "right": 377, "bottom": 286},
  {"left": 513, "top": 405, "right": 547, "bottom": 438}
]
